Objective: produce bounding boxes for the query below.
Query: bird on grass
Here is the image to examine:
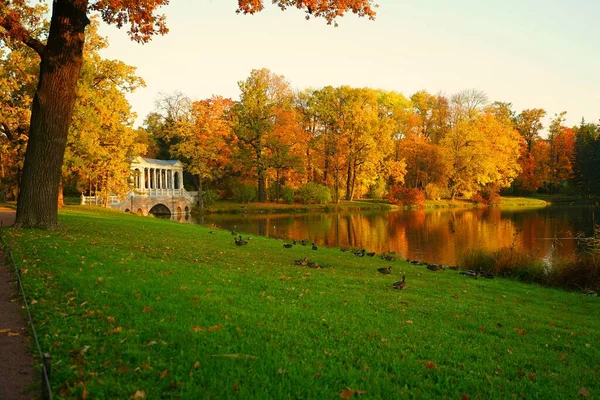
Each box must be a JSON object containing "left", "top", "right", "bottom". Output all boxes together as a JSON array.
[
  {"left": 231, "top": 230, "right": 237, "bottom": 236},
  {"left": 377, "top": 267, "right": 392, "bottom": 274},
  {"left": 307, "top": 261, "right": 321, "bottom": 269},
  {"left": 294, "top": 257, "right": 308, "bottom": 266},
  {"left": 393, "top": 275, "right": 406, "bottom": 290},
  {"left": 427, "top": 264, "right": 440, "bottom": 271},
  {"left": 312, "top": 243, "right": 318, "bottom": 251},
  {"left": 367, "top": 252, "right": 376, "bottom": 257},
  {"left": 209, "top": 230, "right": 217, "bottom": 234},
  {"left": 459, "top": 270, "right": 478, "bottom": 279},
  {"left": 283, "top": 243, "right": 293, "bottom": 248},
  {"left": 235, "top": 235, "right": 248, "bottom": 246},
  {"left": 354, "top": 249, "right": 366, "bottom": 257}
]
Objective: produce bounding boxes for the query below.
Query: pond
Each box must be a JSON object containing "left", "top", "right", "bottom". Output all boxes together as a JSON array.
[{"left": 194, "top": 205, "right": 600, "bottom": 266}]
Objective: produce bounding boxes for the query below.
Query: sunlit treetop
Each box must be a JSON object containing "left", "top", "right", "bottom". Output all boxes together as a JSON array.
[
  {"left": 236, "top": 0, "right": 377, "bottom": 24},
  {"left": 0, "top": 0, "right": 169, "bottom": 48}
]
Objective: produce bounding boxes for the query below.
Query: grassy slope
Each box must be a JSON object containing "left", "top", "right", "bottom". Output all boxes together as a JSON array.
[{"left": 2, "top": 207, "right": 598, "bottom": 399}]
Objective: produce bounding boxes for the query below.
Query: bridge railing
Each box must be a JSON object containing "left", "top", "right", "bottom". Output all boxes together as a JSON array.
[{"left": 80, "top": 188, "right": 196, "bottom": 206}]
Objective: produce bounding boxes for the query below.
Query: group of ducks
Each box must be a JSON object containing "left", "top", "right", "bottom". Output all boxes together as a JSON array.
[
  {"left": 283, "top": 240, "right": 318, "bottom": 251},
  {"left": 228, "top": 230, "right": 494, "bottom": 287}
]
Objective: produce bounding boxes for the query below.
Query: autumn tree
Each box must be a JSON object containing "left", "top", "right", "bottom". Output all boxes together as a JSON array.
[
  {"left": 544, "top": 112, "right": 574, "bottom": 193},
  {"left": 0, "top": 0, "right": 377, "bottom": 228},
  {"left": 63, "top": 20, "right": 146, "bottom": 207},
  {"left": 170, "top": 96, "right": 235, "bottom": 209},
  {"left": 231, "top": 69, "right": 295, "bottom": 202},
  {"left": 442, "top": 111, "right": 521, "bottom": 199}
]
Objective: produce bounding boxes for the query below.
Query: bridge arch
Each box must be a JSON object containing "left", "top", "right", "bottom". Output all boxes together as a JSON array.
[{"left": 149, "top": 203, "right": 171, "bottom": 216}]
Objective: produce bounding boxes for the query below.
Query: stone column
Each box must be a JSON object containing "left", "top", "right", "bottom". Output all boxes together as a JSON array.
[
  {"left": 140, "top": 168, "right": 145, "bottom": 190},
  {"left": 179, "top": 169, "right": 184, "bottom": 191},
  {"left": 153, "top": 168, "right": 157, "bottom": 190}
]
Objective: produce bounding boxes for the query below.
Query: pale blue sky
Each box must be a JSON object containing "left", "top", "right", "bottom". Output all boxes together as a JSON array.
[{"left": 97, "top": 1, "right": 600, "bottom": 131}]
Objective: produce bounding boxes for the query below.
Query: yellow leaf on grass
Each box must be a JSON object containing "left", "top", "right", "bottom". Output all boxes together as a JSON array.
[
  {"left": 131, "top": 390, "right": 146, "bottom": 399},
  {"left": 160, "top": 369, "right": 168, "bottom": 379}
]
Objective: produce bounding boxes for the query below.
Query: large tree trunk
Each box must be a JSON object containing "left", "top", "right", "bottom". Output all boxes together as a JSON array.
[{"left": 15, "top": 1, "right": 89, "bottom": 229}]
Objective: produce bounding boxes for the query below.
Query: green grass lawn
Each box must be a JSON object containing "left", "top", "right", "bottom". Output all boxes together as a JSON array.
[{"left": 1, "top": 207, "right": 598, "bottom": 399}]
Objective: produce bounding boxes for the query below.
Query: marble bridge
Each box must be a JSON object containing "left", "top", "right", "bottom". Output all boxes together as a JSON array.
[{"left": 81, "top": 156, "right": 196, "bottom": 217}]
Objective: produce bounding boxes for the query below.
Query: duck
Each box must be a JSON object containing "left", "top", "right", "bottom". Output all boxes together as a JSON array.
[
  {"left": 427, "top": 264, "right": 440, "bottom": 271},
  {"left": 235, "top": 235, "right": 248, "bottom": 246},
  {"left": 393, "top": 275, "right": 406, "bottom": 290},
  {"left": 301, "top": 239, "right": 308, "bottom": 246},
  {"left": 293, "top": 240, "right": 297, "bottom": 245},
  {"left": 459, "top": 269, "right": 478, "bottom": 279},
  {"left": 377, "top": 267, "right": 392, "bottom": 274},
  {"left": 312, "top": 243, "right": 318, "bottom": 251},
  {"left": 283, "top": 243, "right": 293, "bottom": 248},
  {"left": 366, "top": 252, "right": 376, "bottom": 257},
  {"left": 354, "top": 249, "right": 366, "bottom": 257},
  {"left": 294, "top": 257, "right": 308, "bottom": 266},
  {"left": 340, "top": 247, "right": 352, "bottom": 252},
  {"left": 307, "top": 261, "right": 321, "bottom": 269},
  {"left": 209, "top": 230, "right": 217, "bottom": 234},
  {"left": 231, "top": 230, "right": 237, "bottom": 236}
]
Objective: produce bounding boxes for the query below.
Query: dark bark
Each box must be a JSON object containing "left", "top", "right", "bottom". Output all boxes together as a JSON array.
[
  {"left": 197, "top": 174, "right": 204, "bottom": 210},
  {"left": 15, "top": 0, "right": 90, "bottom": 228}
]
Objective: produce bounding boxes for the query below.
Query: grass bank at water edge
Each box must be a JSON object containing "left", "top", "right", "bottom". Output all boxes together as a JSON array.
[{"left": 1, "top": 207, "right": 598, "bottom": 399}]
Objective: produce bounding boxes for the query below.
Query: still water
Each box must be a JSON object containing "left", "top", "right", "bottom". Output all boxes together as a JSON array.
[{"left": 193, "top": 206, "right": 599, "bottom": 265}]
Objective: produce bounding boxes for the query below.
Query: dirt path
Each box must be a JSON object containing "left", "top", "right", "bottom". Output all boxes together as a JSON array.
[
  {"left": 0, "top": 206, "right": 37, "bottom": 399},
  {"left": 0, "top": 206, "right": 16, "bottom": 227}
]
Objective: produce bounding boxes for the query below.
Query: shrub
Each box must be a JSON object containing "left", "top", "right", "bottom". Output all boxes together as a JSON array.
[
  {"left": 202, "top": 189, "right": 219, "bottom": 207},
  {"left": 280, "top": 187, "right": 295, "bottom": 204},
  {"left": 387, "top": 186, "right": 425, "bottom": 208},
  {"left": 297, "top": 183, "right": 331, "bottom": 204},
  {"left": 472, "top": 186, "right": 501, "bottom": 206},
  {"left": 367, "top": 178, "right": 387, "bottom": 199},
  {"left": 424, "top": 183, "right": 445, "bottom": 201},
  {"left": 231, "top": 184, "right": 256, "bottom": 203}
]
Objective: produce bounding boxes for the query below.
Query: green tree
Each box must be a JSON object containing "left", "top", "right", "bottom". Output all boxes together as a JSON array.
[{"left": 231, "top": 68, "right": 294, "bottom": 202}]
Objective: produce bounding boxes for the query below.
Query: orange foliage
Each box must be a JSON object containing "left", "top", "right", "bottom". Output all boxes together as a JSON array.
[
  {"left": 237, "top": 0, "right": 377, "bottom": 24},
  {"left": 388, "top": 186, "right": 425, "bottom": 207}
]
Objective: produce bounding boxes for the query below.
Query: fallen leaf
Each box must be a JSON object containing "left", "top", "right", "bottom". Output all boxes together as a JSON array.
[
  {"left": 107, "top": 316, "right": 115, "bottom": 324},
  {"left": 112, "top": 326, "right": 123, "bottom": 334},
  {"left": 0, "top": 328, "right": 12, "bottom": 334},
  {"left": 479, "top": 326, "right": 486, "bottom": 333},
  {"left": 340, "top": 387, "right": 367, "bottom": 398},
  {"left": 7, "top": 332, "right": 20, "bottom": 337},
  {"left": 82, "top": 386, "right": 88, "bottom": 400},
  {"left": 406, "top": 320, "right": 413, "bottom": 325},
  {"left": 160, "top": 369, "right": 168, "bottom": 379},
  {"left": 232, "top": 380, "right": 239, "bottom": 392},
  {"left": 514, "top": 328, "right": 526, "bottom": 335},
  {"left": 192, "top": 325, "right": 203, "bottom": 333},
  {"left": 451, "top": 294, "right": 459, "bottom": 299},
  {"left": 208, "top": 325, "right": 222, "bottom": 332},
  {"left": 131, "top": 390, "right": 146, "bottom": 399},
  {"left": 529, "top": 373, "right": 536, "bottom": 381},
  {"left": 142, "top": 306, "right": 152, "bottom": 313},
  {"left": 517, "top": 371, "right": 525, "bottom": 378},
  {"left": 578, "top": 387, "right": 590, "bottom": 397},
  {"left": 140, "top": 364, "right": 151, "bottom": 370},
  {"left": 425, "top": 361, "right": 437, "bottom": 370},
  {"left": 461, "top": 394, "right": 470, "bottom": 400},
  {"left": 193, "top": 361, "right": 200, "bottom": 369}
]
